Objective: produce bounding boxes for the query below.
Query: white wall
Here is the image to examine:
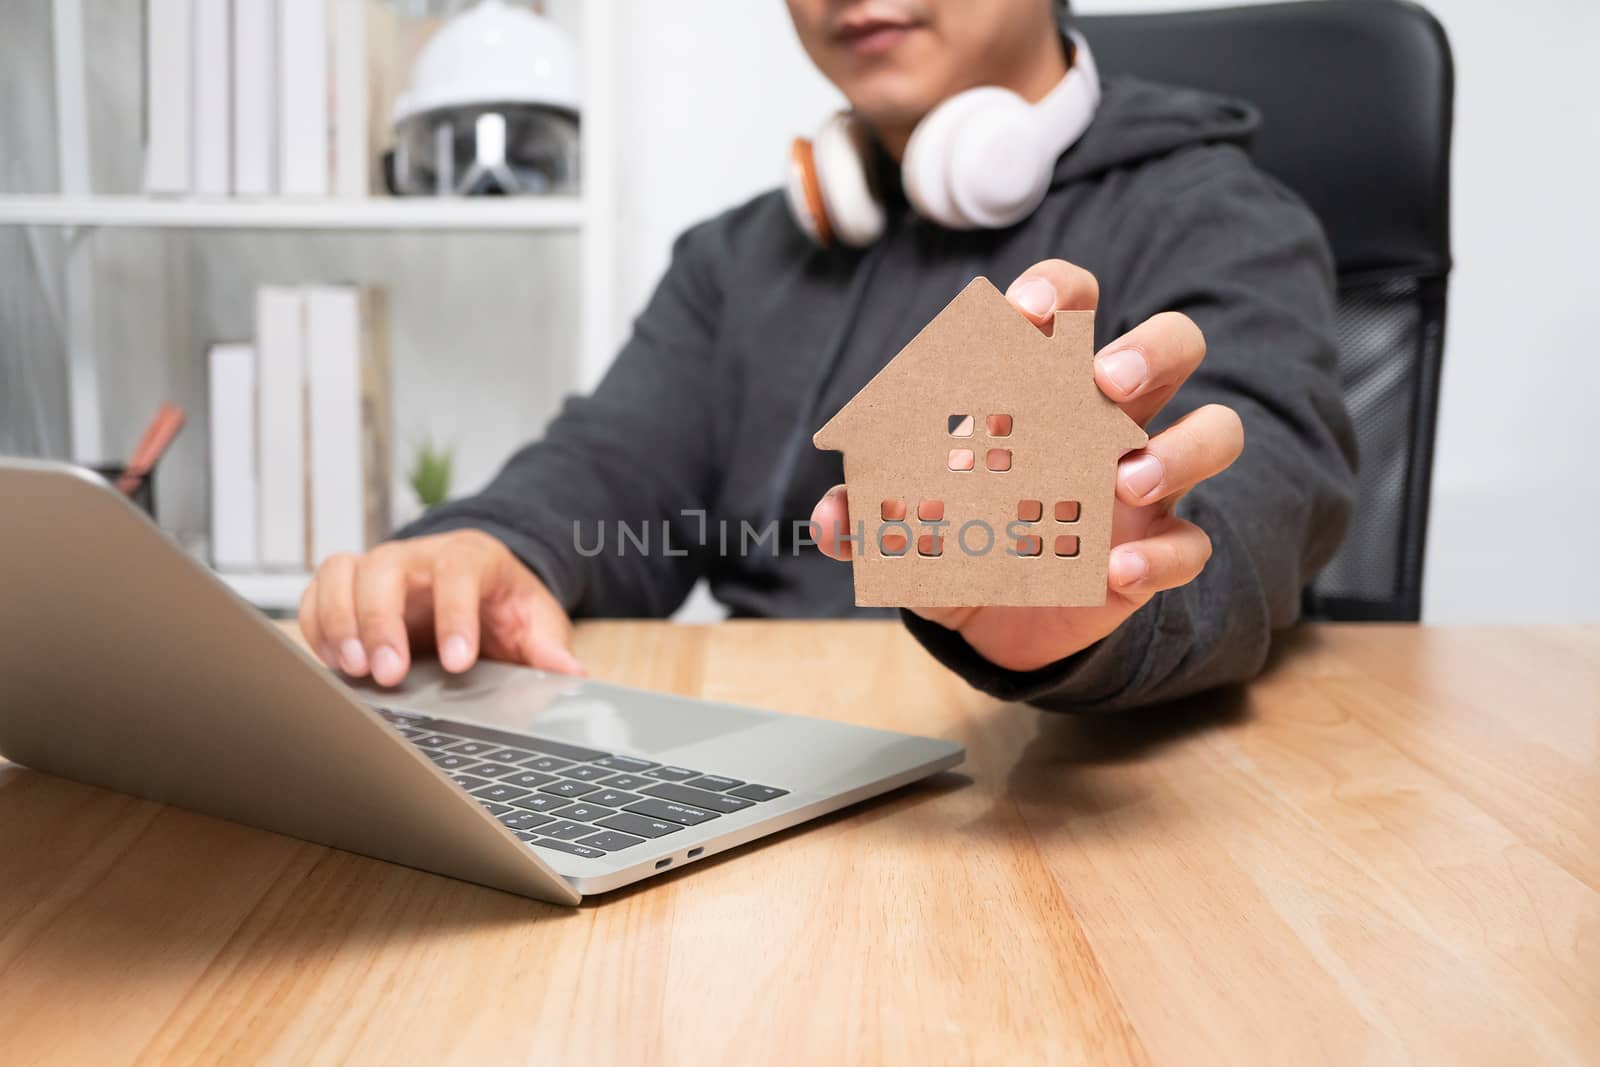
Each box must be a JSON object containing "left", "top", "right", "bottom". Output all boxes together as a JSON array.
[{"left": 610, "top": 0, "right": 1600, "bottom": 624}]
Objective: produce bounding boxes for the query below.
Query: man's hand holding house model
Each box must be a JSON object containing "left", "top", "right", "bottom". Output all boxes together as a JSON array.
[{"left": 811, "top": 260, "right": 1243, "bottom": 673}]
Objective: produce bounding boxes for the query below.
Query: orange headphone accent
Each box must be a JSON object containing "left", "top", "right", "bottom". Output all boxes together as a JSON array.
[{"left": 788, "top": 138, "right": 833, "bottom": 247}]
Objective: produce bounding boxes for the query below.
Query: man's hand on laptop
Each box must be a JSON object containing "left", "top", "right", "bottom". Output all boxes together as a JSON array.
[
  {"left": 298, "top": 530, "right": 583, "bottom": 686},
  {"left": 810, "top": 259, "right": 1244, "bottom": 673}
]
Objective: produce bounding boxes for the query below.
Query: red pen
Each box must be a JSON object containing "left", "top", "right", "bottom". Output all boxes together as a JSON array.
[{"left": 117, "top": 403, "right": 187, "bottom": 496}]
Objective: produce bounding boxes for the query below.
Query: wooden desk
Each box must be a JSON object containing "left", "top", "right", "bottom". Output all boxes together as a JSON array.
[{"left": 1, "top": 622, "right": 1596, "bottom": 1064}]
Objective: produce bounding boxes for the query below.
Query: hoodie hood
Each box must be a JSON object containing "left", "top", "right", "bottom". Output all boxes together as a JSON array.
[
  {"left": 1052, "top": 74, "right": 1259, "bottom": 186},
  {"left": 864, "top": 74, "right": 1259, "bottom": 209}
]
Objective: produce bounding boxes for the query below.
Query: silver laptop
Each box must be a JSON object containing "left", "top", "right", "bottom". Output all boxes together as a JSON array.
[{"left": 0, "top": 460, "right": 963, "bottom": 904}]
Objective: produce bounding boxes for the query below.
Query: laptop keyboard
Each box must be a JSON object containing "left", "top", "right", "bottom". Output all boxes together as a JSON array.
[{"left": 376, "top": 708, "right": 790, "bottom": 861}]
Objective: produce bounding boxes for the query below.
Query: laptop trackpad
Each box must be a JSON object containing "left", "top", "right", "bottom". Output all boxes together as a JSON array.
[{"left": 351, "top": 659, "right": 768, "bottom": 757}]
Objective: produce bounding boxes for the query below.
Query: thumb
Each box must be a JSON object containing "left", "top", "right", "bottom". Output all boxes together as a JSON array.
[{"left": 810, "top": 484, "right": 854, "bottom": 561}]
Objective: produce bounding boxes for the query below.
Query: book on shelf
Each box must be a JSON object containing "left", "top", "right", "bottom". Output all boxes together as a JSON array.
[
  {"left": 255, "top": 285, "right": 309, "bottom": 570},
  {"left": 333, "top": 0, "right": 369, "bottom": 198},
  {"left": 278, "top": 0, "right": 330, "bottom": 197},
  {"left": 305, "top": 285, "right": 393, "bottom": 562},
  {"left": 233, "top": 0, "right": 278, "bottom": 197},
  {"left": 208, "top": 343, "right": 260, "bottom": 571},
  {"left": 242, "top": 282, "right": 393, "bottom": 573},
  {"left": 142, "top": 0, "right": 442, "bottom": 202},
  {"left": 191, "top": 0, "right": 232, "bottom": 195},
  {"left": 143, "top": 0, "right": 193, "bottom": 195}
]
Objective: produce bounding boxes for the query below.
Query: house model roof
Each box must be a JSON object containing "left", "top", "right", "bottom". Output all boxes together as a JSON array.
[{"left": 814, "top": 277, "right": 1145, "bottom": 453}]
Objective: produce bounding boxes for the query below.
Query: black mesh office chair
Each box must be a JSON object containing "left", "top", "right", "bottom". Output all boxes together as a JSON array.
[{"left": 1077, "top": 0, "right": 1454, "bottom": 621}]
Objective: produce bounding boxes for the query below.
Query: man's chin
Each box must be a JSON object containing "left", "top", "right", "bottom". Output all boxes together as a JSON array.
[{"left": 843, "top": 82, "right": 939, "bottom": 137}]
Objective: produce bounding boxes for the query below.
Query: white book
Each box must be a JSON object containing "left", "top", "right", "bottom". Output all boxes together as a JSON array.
[
  {"left": 143, "top": 0, "right": 193, "bottom": 194},
  {"left": 304, "top": 285, "right": 391, "bottom": 563},
  {"left": 233, "top": 0, "right": 277, "bottom": 196},
  {"left": 331, "top": 0, "right": 368, "bottom": 198},
  {"left": 209, "top": 344, "right": 260, "bottom": 571},
  {"left": 255, "top": 286, "right": 309, "bottom": 570},
  {"left": 192, "top": 0, "right": 232, "bottom": 195},
  {"left": 278, "top": 0, "right": 329, "bottom": 197}
]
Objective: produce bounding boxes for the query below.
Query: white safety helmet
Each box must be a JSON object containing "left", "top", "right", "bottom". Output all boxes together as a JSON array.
[{"left": 391, "top": 0, "right": 582, "bottom": 196}]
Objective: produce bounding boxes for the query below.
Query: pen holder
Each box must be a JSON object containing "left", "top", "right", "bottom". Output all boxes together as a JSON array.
[{"left": 87, "top": 463, "right": 157, "bottom": 521}]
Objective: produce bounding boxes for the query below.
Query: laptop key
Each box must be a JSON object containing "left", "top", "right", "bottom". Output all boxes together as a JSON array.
[
  {"left": 513, "top": 830, "right": 542, "bottom": 843},
  {"left": 498, "top": 810, "right": 556, "bottom": 832},
  {"left": 728, "top": 784, "right": 789, "bottom": 802},
  {"left": 592, "top": 755, "right": 656, "bottom": 773},
  {"left": 681, "top": 775, "right": 743, "bottom": 792},
  {"left": 596, "top": 812, "right": 683, "bottom": 839},
  {"left": 559, "top": 764, "right": 612, "bottom": 782},
  {"left": 458, "top": 761, "right": 523, "bottom": 779},
  {"left": 598, "top": 774, "right": 655, "bottom": 791},
  {"left": 642, "top": 782, "right": 755, "bottom": 813},
  {"left": 480, "top": 802, "right": 513, "bottom": 816},
  {"left": 587, "top": 789, "right": 643, "bottom": 809},
  {"left": 521, "top": 756, "right": 573, "bottom": 773},
  {"left": 451, "top": 774, "right": 493, "bottom": 792},
  {"left": 533, "top": 839, "right": 608, "bottom": 859},
  {"left": 575, "top": 830, "right": 646, "bottom": 852},
  {"left": 446, "top": 740, "right": 501, "bottom": 758},
  {"left": 509, "top": 793, "right": 571, "bottom": 813},
  {"left": 624, "top": 798, "right": 719, "bottom": 826},
  {"left": 419, "top": 720, "right": 609, "bottom": 763},
  {"left": 480, "top": 747, "right": 537, "bottom": 764},
  {"left": 556, "top": 802, "right": 612, "bottom": 822},
  {"left": 500, "top": 770, "right": 558, "bottom": 790},
  {"left": 471, "top": 783, "right": 532, "bottom": 804},
  {"left": 378, "top": 708, "right": 430, "bottom": 726},
  {"left": 521, "top": 737, "right": 610, "bottom": 762},
  {"left": 539, "top": 779, "right": 600, "bottom": 798},
  {"left": 429, "top": 752, "right": 479, "bottom": 771},
  {"left": 643, "top": 766, "right": 699, "bottom": 782},
  {"left": 395, "top": 725, "right": 427, "bottom": 738},
  {"left": 410, "top": 734, "right": 459, "bottom": 749},
  {"left": 540, "top": 820, "right": 596, "bottom": 841}
]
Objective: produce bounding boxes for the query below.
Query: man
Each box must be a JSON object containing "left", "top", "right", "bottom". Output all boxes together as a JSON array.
[{"left": 299, "top": 0, "right": 1356, "bottom": 712}]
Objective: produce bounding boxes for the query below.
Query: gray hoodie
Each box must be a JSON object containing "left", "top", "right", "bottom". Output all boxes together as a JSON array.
[{"left": 400, "top": 75, "right": 1358, "bottom": 713}]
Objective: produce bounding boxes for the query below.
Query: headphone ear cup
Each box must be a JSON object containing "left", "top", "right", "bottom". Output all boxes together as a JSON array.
[
  {"left": 902, "top": 91, "right": 987, "bottom": 229},
  {"left": 904, "top": 87, "right": 1051, "bottom": 230},
  {"left": 810, "top": 114, "right": 886, "bottom": 247},
  {"left": 947, "top": 93, "right": 1050, "bottom": 228}
]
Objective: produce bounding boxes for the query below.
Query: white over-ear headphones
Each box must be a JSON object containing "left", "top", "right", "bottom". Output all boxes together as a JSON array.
[{"left": 786, "top": 31, "right": 1101, "bottom": 247}]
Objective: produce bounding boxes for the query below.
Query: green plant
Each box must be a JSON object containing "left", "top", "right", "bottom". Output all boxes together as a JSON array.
[{"left": 408, "top": 439, "right": 454, "bottom": 510}]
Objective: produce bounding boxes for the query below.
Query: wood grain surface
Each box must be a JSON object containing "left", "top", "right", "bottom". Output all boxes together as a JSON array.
[{"left": 1, "top": 621, "right": 1596, "bottom": 1065}]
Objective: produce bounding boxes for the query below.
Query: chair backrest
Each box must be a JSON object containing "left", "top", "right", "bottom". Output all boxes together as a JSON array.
[{"left": 1076, "top": 0, "right": 1454, "bottom": 621}]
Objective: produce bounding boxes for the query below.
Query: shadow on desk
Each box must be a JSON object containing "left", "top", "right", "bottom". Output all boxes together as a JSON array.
[
  {"left": 998, "top": 685, "right": 1249, "bottom": 837},
  {"left": 0, "top": 763, "right": 565, "bottom": 980}
]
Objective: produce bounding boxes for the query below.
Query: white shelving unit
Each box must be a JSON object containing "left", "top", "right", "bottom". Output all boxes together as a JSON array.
[
  {"left": 0, "top": 195, "right": 586, "bottom": 231},
  {"left": 9, "top": 0, "right": 621, "bottom": 613}
]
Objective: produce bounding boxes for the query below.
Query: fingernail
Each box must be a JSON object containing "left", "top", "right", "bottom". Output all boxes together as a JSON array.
[
  {"left": 1097, "top": 348, "right": 1148, "bottom": 397},
  {"left": 1009, "top": 276, "right": 1056, "bottom": 319},
  {"left": 340, "top": 639, "right": 368, "bottom": 675},
  {"left": 442, "top": 635, "right": 472, "bottom": 672},
  {"left": 1120, "top": 453, "right": 1164, "bottom": 501},
  {"left": 556, "top": 648, "right": 586, "bottom": 677},
  {"left": 371, "top": 646, "right": 403, "bottom": 685},
  {"left": 1110, "top": 547, "right": 1149, "bottom": 587}
]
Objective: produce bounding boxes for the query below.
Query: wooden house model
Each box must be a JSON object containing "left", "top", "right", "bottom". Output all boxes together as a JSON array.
[{"left": 813, "top": 277, "right": 1147, "bottom": 607}]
